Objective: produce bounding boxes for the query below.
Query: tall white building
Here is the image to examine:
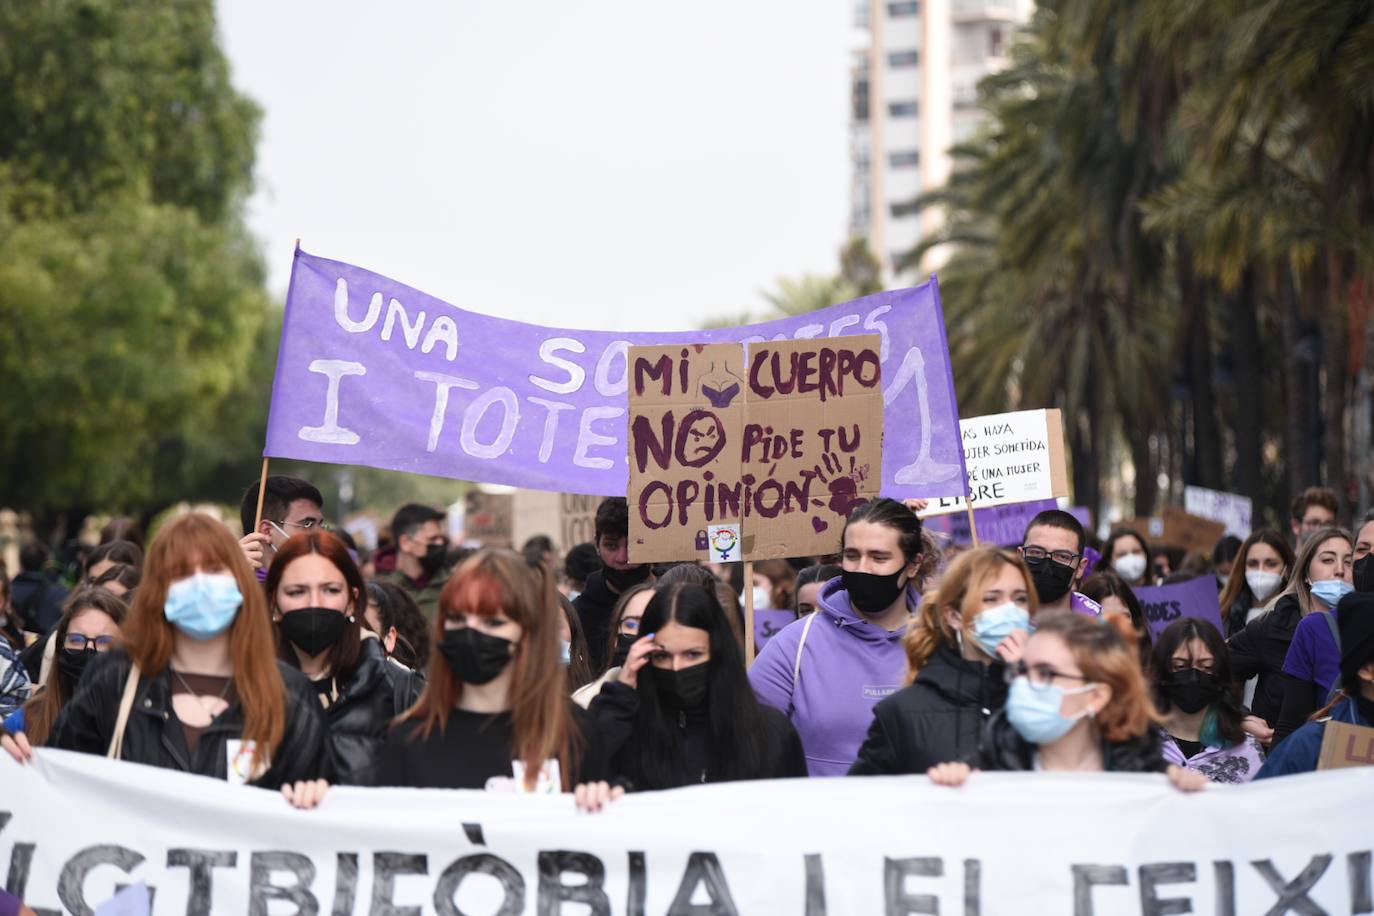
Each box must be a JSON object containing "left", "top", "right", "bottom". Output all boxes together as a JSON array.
[{"left": 849, "top": 0, "right": 1034, "bottom": 280}]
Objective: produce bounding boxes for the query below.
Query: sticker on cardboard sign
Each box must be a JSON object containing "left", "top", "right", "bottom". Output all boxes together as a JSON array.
[{"left": 706, "top": 524, "right": 742, "bottom": 562}]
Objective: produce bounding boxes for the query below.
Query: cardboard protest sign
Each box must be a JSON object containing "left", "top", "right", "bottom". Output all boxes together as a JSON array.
[
  {"left": 463, "top": 489, "right": 513, "bottom": 547},
  {"left": 265, "top": 248, "right": 965, "bottom": 499},
  {"left": 1318, "top": 720, "right": 1374, "bottom": 770},
  {"left": 626, "top": 336, "right": 884, "bottom": 563},
  {"left": 1122, "top": 506, "right": 1227, "bottom": 553},
  {"left": 920, "top": 409, "right": 1069, "bottom": 515},
  {"left": 1184, "top": 485, "right": 1252, "bottom": 539},
  {"left": 1132, "top": 575, "right": 1224, "bottom": 641},
  {"left": 558, "top": 493, "right": 599, "bottom": 550}
]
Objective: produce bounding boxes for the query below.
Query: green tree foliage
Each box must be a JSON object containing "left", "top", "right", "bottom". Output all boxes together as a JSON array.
[{"left": 0, "top": 0, "right": 273, "bottom": 517}]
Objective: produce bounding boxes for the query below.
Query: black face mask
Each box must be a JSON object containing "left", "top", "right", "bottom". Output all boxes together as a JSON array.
[
  {"left": 604, "top": 563, "right": 651, "bottom": 593},
  {"left": 279, "top": 607, "right": 349, "bottom": 657},
  {"left": 841, "top": 568, "right": 908, "bottom": 616},
  {"left": 1164, "top": 667, "right": 1222, "bottom": 714},
  {"left": 439, "top": 627, "right": 516, "bottom": 685},
  {"left": 1025, "top": 556, "right": 1075, "bottom": 605},
  {"left": 420, "top": 542, "right": 449, "bottom": 577},
  {"left": 1353, "top": 555, "right": 1374, "bottom": 594},
  {"left": 655, "top": 661, "right": 710, "bottom": 708},
  {"left": 58, "top": 646, "right": 96, "bottom": 686},
  {"left": 611, "top": 631, "right": 638, "bottom": 668}
]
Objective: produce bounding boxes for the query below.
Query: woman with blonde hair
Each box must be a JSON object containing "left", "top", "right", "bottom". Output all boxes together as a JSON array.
[
  {"left": 379, "top": 549, "right": 605, "bottom": 791},
  {"left": 2, "top": 513, "right": 327, "bottom": 795},
  {"left": 849, "top": 547, "right": 1037, "bottom": 775},
  {"left": 928, "top": 612, "right": 1206, "bottom": 790}
]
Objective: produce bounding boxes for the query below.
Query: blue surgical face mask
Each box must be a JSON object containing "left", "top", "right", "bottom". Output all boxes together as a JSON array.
[
  {"left": 1005, "top": 675, "right": 1096, "bottom": 745},
  {"left": 1309, "top": 578, "right": 1354, "bottom": 609},
  {"left": 971, "top": 602, "right": 1031, "bottom": 657},
  {"left": 164, "top": 573, "right": 243, "bottom": 640},
  {"left": 558, "top": 638, "right": 572, "bottom": 667}
]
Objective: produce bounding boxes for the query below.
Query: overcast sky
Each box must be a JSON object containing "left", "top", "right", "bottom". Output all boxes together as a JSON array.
[{"left": 216, "top": 1, "right": 855, "bottom": 332}]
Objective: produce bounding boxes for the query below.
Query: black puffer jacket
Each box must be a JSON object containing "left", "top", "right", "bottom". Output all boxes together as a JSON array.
[
  {"left": 591, "top": 680, "right": 807, "bottom": 789},
  {"left": 974, "top": 709, "right": 1167, "bottom": 773},
  {"left": 1226, "top": 593, "right": 1301, "bottom": 726},
  {"left": 849, "top": 645, "right": 1007, "bottom": 774},
  {"left": 50, "top": 649, "right": 326, "bottom": 790},
  {"left": 320, "top": 637, "right": 424, "bottom": 786}
]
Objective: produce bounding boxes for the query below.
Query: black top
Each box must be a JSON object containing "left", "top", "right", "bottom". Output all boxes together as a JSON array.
[
  {"left": 1170, "top": 735, "right": 1204, "bottom": 760},
  {"left": 1226, "top": 594, "right": 1301, "bottom": 726},
  {"left": 379, "top": 702, "right": 606, "bottom": 790},
  {"left": 51, "top": 649, "right": 326, "bottom": 790},
  {"left": 170, "top": 671, "right": 238, "bottom": 756},
  {"left": 573, "top": 570, "right": 618, "bottom": 672},
  {"left": 310, "top": 638, "right": 425, "bottom": 786},
  {"left": 849, "top": 645, "right": 1007, "bottom": 775},
  {"left": 590, "top": 680, "right": 808, "bottom": 790}
]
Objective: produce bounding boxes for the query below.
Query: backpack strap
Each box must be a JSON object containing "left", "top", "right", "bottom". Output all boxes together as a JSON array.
[
  {"left": 107, "top": 662, "right": 141, "bottom": 760},
  {"left": 1322, "top": 612, "right": 1344, "bottom": 705},
  {"left": 787, "top": 612, "right": 819, "bottom": 719}
]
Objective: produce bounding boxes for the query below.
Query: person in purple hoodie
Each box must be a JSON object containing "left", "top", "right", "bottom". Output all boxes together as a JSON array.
[
  {"left": 749, "top": 498, "right": 923, "bottom": 776},
  {"left": 1018, "top": 510, "right": 1102, "bottom": 618}
]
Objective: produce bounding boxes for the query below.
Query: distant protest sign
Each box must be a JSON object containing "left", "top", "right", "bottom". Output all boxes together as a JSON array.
[
  {"left": 626, "top": 336, "right": 884, "bottom": 562},
  {"left": 923, "top": 498, "right": 1059, "bottom": 546},
  {"left": 463, "top": 489, "right": 513, "bottom": 547},
  {"left": 918, "top": 409, "right": 1069, "bottom": 515},
  {"left": 1123, "top": 506, "right": 1226, "bottom": 553},
  {"left": 1319, "top": 720, "right": 1374, "bottom": 771},
  {"left": 1184, "top": 485, "right": 1252, "bottom": 539},
  {"left": 265, "top": 249, "right": 964, "bottom": 499},
  {"left": 1132, "top": 575, "right": 1224, "bottom": 641},
  {"left": 755, "top": 609, "right": 799, "bottom": 651}
]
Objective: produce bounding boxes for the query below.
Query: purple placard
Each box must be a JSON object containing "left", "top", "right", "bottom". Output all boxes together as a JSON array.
[
  {"left": 1132, "top": 576, "right": 1224, "bottom": 641},
  {"left": 924, "top": 498, "right": 1060, "bottom": 547},
  {"left": 754, "top": 609, "right": 800, "bottom": 652},
  {"left": 265, "top": 249, "right": 967, "bottom": 498}
]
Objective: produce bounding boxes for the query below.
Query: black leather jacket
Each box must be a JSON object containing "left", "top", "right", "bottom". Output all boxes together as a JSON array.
[
  {"left": 318, "top": 638, "right": 424, "bottom": 786},
  {"left": 50, "top": 649, "right": 326, "bottom": 790},
  {"left": 974, "top": 709, "right": 1167, "bottom": 773}
]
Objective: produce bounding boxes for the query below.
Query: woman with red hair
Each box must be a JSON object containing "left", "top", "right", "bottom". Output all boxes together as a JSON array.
[
  {"left": 267, "top": 530, "right": 421, "bottom": 786},
  {"left": 2, "top": 513, "right": 326, "bottom": 793},
  {"left": 379, "top": 549, "right": 605, "bottom": 791}
]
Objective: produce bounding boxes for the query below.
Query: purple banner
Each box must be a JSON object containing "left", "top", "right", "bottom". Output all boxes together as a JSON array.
[
  {"left": 754, "top": 609, "right": 800, "bottom": 652},
  {"left": 924, "top": 499, "right": 1059, "bottom": 547},
  {"left": 265, "top": 250, "right": 967, "bottom": 498},
  {"left": 1132, "top": 576, "right": 1224, "bottom": 642}
]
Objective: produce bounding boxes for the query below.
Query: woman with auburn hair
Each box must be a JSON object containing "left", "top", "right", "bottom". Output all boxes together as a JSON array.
[
  {"left": 928, "top": 612, "right": 1207, "bottom": 791},
  {"left": 378, "top": 549, "right": 605, "bottom": 792},
  {"left": 267, "top": 531, "right": 421, "bottom": 786},
  {"left": 3, "top": 588, "right": 126, "bottom": 745},
  {"left": 1, "top": 514, "right": 326, "bottom": 796},
  {"left": 849, "top": 548, "right": 1037, "bottom": 775}
]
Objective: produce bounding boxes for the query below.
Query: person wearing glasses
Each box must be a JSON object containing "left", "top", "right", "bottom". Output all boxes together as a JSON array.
[
  {"left": 1228, "top": 526, "right": 1353, "bottom": 730},
  {"left": 2, "top": 588, "right": 126, "bottom": 743},
  {"left": 927, "top": 611, "right": 1207, "bottom": 791},
  {"left": 1289, "top": 486, "right": 1338, "bottom": 549},
  {"left": 573, "top": 583, "right": 653, "bottom": 708},
  {"left": 849, "top": 547, "right": 1037, "bottom": 775},
  {"left": 1018, "top": 510, "right": 1102, "bottom": 618},
  {"left": 237, "top": 475, "right": 327, "bottom": 578}
]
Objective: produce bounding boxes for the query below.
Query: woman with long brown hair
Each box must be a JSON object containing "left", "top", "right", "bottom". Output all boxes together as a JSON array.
[
  {"left": 267, "top": 530, "right": 420, "bottom": 786},
  {"left": 928, "top": 612, "right": 1206, "bottom": 790},
  {"left": 849, "top": 547, "right": 1037, "bottom": 775},
  {"left": 3, "top": 588, "right": 126, "bottom": 744},
  {"left": 1, "top": 513, "right": 326, "bottom": 793},
  {"left": 378, "top": 549, "right": 605, "bottom": 791}
]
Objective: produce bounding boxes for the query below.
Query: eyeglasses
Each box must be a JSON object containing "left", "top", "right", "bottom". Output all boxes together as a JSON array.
[
  {"left": 279, "top": 518, "right": 327, "bottom": 531},
  {"left": 1005, "top": 659, "right": 1090, "bottom": 691},
  {"left": 64, "top": 634, "right": 117, "bottom": 652},
  {"left": 620, "top": 617, "right": 642, "bottom": 634},
  {"left": 1020, "top": 546, "right": 1081, "bottom": 567}
]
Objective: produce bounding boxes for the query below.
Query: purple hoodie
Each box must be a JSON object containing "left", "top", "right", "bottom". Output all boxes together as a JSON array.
[{"left": 749, "top": 577, "right": 913, "bottom": 776}]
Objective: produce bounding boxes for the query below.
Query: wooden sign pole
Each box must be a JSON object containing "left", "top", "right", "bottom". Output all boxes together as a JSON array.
[
  {"left": 965, "top": 503, "right": 981, "bottom": 547},
  {"left": 253, "top": 457, "right": 271, "bottom": 532},
  {"left": 743, "top": 559, "right": 756, "bottom": 661}
]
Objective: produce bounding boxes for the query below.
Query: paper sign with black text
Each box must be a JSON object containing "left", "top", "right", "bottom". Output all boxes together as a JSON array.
[{"left": 920, "top": 409, "right": 1069, "bottom": 515}]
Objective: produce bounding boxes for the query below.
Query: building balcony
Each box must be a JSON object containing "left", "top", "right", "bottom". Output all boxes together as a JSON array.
[{"left": 952, "top": 0, "right": 1018, "bottom": 22}]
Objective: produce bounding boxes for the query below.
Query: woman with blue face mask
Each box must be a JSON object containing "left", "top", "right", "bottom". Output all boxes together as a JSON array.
[
  {"left": 849, "top": 548, "right": 1038, "bottom": 776},
  {"left": 1228, "top": 526, "right": 1353, "bottom": 731},
  {"left": 1, "top": 514, "right": 327, "bottom": 801},
  {"left": 927, "top": 612, "right": 1207, "bottom": 792}
]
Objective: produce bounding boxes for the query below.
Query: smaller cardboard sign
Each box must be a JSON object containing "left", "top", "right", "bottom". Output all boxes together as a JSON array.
[
  {"left": 1318, "top": 720, "right": 1374, "bottom": 770},
  {"left": 1122, "top": 506, "right": 1227, "bottom": 553},
  {"left": 921, "top": 409, "right": 1069, "bottom": 515},
  {"left": 754, "top": 609, "right": 799, "bottom": 652},
  {"left": 1132, "top": 575, "right": 1224, "bottom": 641},
  {"left": 1184, "top": 485, "right": 1252, "bottom": 539},
  {"left": 463, "top": 490, "right": 514, "bottom": 548},
  {"left": 558, "top": 493, "right": 600, "bottom": 550}
]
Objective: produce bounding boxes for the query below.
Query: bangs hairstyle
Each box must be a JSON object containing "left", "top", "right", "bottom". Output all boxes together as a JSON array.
[
  {"left": 904, "top": 547, "right": 1038, "bottom": 684},
  {"left": 267, "top": 531, "right": 365, "bottom": 679},
  {"left": 1218, "top": 528, "right": 1294, "bottom": 623},
  {"left": 1032, "top": 611, "right": 1158, "bottom": 743},
  {"left": 23, "top": 587, "right": 129, "bottom": 747},
  {"left": 1150, "top": 617, "right": 1245, "bottom": 748},
  {"left": 121, "top": 513, "right": 286, "bottom": 758},
  {"left": 1266, "top": 526, "right": 1351, "bottom": 617},
  {"left": 402, "top": 549, "right": 579, "bottom": 790}
]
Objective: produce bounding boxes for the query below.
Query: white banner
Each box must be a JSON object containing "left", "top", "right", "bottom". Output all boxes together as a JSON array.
[{"left": 2, "top": 751, "right": 1372, "bottom": 915}]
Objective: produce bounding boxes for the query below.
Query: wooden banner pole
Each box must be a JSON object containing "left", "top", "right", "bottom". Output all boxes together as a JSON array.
[
  {"left": 966, "top": 502, "right": 981, "bottom": 548},
  {"left": 253, "top": 457, "right": 271, "bottom": 532},
  {"left": 743, "top": 559, "right": 756, "bottom": 661}
]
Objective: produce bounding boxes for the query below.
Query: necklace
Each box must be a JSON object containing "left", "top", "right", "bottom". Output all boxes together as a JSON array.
[{"left": 171, "top": 669, "right": 233, "bottom": 720}]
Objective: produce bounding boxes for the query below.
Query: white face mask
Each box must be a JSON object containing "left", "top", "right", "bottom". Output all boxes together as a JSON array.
[
  {"left": 752, "top": 585, "right": 773, "bottom": 610},
  {"left": 1112, "top": 553, "right": 1148, "bottom": 583},
  {"left": 1245, "top": 570, "right": 1283, "bottom": 602}
]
